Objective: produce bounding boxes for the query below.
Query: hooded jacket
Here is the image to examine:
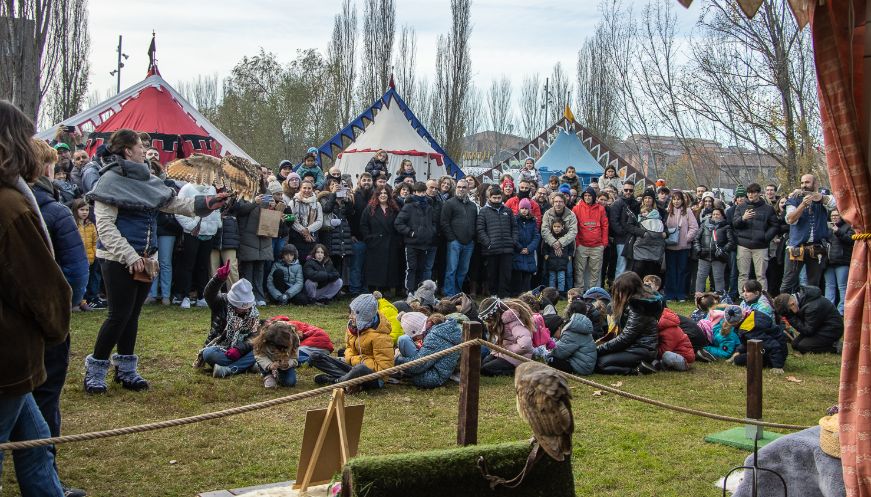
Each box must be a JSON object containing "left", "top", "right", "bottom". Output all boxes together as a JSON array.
[
  {"left": 267, "top": 258, "right": 304, "bottom": 301},
  {"left": 609, "top": 195, "right": 641, "bottom": 244},
  {"left": 492, "top": 309, "right": 534, "bottom": 366},
  {"left": 203, "top": 276, "right": 256, "bottom": 356},
  {"left": 703, "top": 322, "right": 740, "bottom": 359},
  {"left": 476, "top": 203, "right": 518, "bottom": 256},
  {"left": 693, "top": 216, "right": 736, "bottom": 262},
  {"left": 33, "top": 177, "right": 89, "bottom": 282},
  {"left": 624, "top": 210, "right": 665, "bottom": 262},
  {"left": 541, "top": 206, "right": 578, "bottom": 249},
  {"left": 345, "top": 313, "right": 395, "bottom": 372},
  {"left": 550, "top": 313, "right": 597, "bottom": 375},
  {"left": 572, "top": 194, "right": 609, "bottom": 247},
  {"left": 394, "top": 195, "right": 437, "bottom": 249},
  {"left": 735, "top": 309, "right": 788, "bottom": 369},
  {"left": 303, "top": 256, "right": 340, "bottom": 287},
  {"left": 657, "top": 308, "right": 696, "bottom": 364},
  {"left": 395, "top": 319, "right": 464, "bottom": 388},
  {"left": 598, "top": 294, "right": 664, "bottom": 359},
  {"left": 290, "top": 320, "right": 334, "bottom": 352}
]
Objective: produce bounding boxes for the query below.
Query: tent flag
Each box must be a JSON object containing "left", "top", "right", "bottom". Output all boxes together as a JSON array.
[{"left": 564, "top": 105, "right": 576, "bottom": 123}]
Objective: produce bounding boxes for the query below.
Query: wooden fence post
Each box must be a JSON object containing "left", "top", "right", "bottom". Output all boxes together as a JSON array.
[
  {"left": 746, "top": 339, "right": 763, "bottom": 440},
  {"left": 457, "top": 321, "right": 482, "bottom": 446}
]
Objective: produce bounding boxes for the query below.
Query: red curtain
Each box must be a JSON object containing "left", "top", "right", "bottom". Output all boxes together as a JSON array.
[{"left": 811, "top": 2, "right": 871, "bottom": 495}]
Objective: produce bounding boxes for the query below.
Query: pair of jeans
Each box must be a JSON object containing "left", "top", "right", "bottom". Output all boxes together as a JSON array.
[
  {"left": 84, "top": 260, "right": 102, "bottom": 302},
  {"left": 297, "top": 346, "right": 329, "bottom": 365},
  {"left": 304, "top": 278, "right": 343, "bottom": 301},
  {"left": 350, "top": 240, "right": 367, "bottom": 294},
  {"left": 480, "top": 355, "right": 515, "bottom": 376},
  {"left": 660, "top": 351, "right": 688, "bottom": 371},
  {"left": 0, "top": 393, "right": 64, "bottom": 496},
  {"left": 396, "top": 335, "right": 420, "bottom": 358},
  {"left": 259, "top": 366, "right": 297, "bottom": 387},
  {"left": 405, "top": 246, "right": 436, "bottom": 295},
  {"left": 548, "top": 271, "right": 566, "bottom": 292},
  {"left": 66, "top": 273, "right": 88, "bottom": 308},
  {"left": 149, "top": 235, "right": 176, "bottom": 299},
  {"left": 443, "top": 240, "right": 474, "bottom": 297},
  {"left": 664, "top": 249, "right": 689, "bottom": 300},
  {"left": 615, "top": 243, "right": 627, "bottom": 278},
  {"left": 695, "top": 259, "right": 726, "bottom": 293},
  {"left": 824, "top": 264, "right": 849, "bottom": 315},
  {"left": 308, "top": 353, "right": 383, "bottom": 389},
  {"left": 781, "top": 250, "right": 825, "bottom": 294},
  {"left": 201, "top": 347, "right": 256, "bottom": 375},
  {"left": 93, "top": 260, "right": 151, "bottom": 360},
  {"left": 32, "top": 336, "right": 70, "bottom": 477}
]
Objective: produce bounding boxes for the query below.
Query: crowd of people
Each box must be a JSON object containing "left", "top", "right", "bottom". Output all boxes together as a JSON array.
[{"left": 0, "top": 109, "right": 850, "bottom": 497}]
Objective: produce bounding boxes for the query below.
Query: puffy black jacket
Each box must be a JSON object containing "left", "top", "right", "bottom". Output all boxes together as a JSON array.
[
  {"left": 349, "top": 187, "right": 374, "bottom": 239},
  {"left": 731, "top": 199, "right": 778, "bottom": 249},
  {"left": 394, "top": 196, "right": 437, "bottom": 248},
  {"left": 678, "top": 314, "right": 709, "bottom": 350},
  {"left": 319, "top": 192, "right": 354, "bottom": 257},
  {"left": 609, "top": 196, "right": 640, "bottom": 244},
  {"left": 693, "top": 218, "right": 736, "bottom": 262},
  {"left": 213, "top": 214, "right": 240, "bottom": 250},
  {"left": 786, "top": 286, "right": 844, "bottom": 347},
  {"left": 828, "top": 221, "right": 854, "bottom": 266},
  {"left": 303, "top": 257, "right": 340, "bottom": 287},
  {"left": 32, "top": 178, "right": 89, "bottom": 282},
  {"left": 476, "top": 203, "right": 517, "bottom": 256},
  {"left": 441, "top": 196, "right": 478, "bottom": 244},
  {"left": 597, "top": 295, "right": 663, "bottom": 360}
]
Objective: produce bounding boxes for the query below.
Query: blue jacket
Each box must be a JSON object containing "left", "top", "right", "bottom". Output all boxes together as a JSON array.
[
  {"left": 295, "top": 164, "right": 325, "bottom": 190},
  {"left": 513, "top": 214, "right": 540, "bottom": 273},
  {"left": 550, "top": 313, "right": 597, "bottom": 375},
  {"left": 703, "top": 322, "right": 740, "bottom": 359},
  {"left": 395, "top": 319, "right": 463, "bottom": 388},
  {"left": 33, "top": 178, "right": 88, "bottom": 282},
  {"left": 267, "top": 259, "right": 304, "bottom": 301},
  {"left": 786, "top": 196, "right": 831, "bottom": 246}
]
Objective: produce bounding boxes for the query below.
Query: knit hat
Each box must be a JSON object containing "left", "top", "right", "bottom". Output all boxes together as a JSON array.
[
  {"left": 392, "top": 300, "right": 413, "bottom": 314},
  {"left": 307, "top": 146, "right": 319, "bottom": 155},
  {"left": 583, "top": 186, "right": 596, "bottom": 200},
  {"left": 702, "top": 191, "right": 715, "bottom": 200},
  {"left": 227, "top": 279, "right": 255, "bottom": 309},
  {"left": 735, "top": 184, "right": 747, "bottom": 198},
  {"left": 409, "top": 280, "right": 438, "bottom": 308},
  {"left": 54, "top": 142, "right": 70, "bottom": 151},
  {"left": 350, "top": 294, "right": 379, "bottom": 330},
  {"left": 583, "top": 286, "right": 611, "bottom": 303},
  {"left": 655, "top": 178, "right": 666, "bottom": 187},
  {"left": 278, "top": 159, "right": 293, "bottom": 171},
  {"left": 280, "top": 244, "right": 298, "bottom": 257},
  {"left": 559, "top": 183, "right": 571, "bottom": 195},
  {"left": 267, "top": 180, "right": 283, "bottom": 195},
  {"left": 501, "top": 177, "right": 515, "bottom": 190},
  {"left": 642, "top": 188, "right": 656, "bottom": 200},
  {"left": 400, "top": 312, "right": 428, "bottom": 339},
  {"left": 724, "top": 305, "right": 745, "bottom": 326},
  {"left": 519, "top": 198, "right": 532, "bottom": 210},
  {"left": 287, "top": 172, "right": 301, "bottom": 182}
]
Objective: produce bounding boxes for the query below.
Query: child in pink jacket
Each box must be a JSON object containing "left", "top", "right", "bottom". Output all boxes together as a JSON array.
[{"left": 478, "top": 297, "right": 534, "bottom": 376}]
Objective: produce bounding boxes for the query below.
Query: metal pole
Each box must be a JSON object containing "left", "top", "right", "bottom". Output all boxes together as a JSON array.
[
  {"left": 746, "top": 339, "right": 764, "bottom": 440},
  {"left": 116, "top": 35, "right": 122, "bottom": 94},
  {"left": 457, "top": 321, "right": 482, "bottom": 446}
]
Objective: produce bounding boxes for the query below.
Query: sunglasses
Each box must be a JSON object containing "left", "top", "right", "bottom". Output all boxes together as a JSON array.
[{"left": 623, "top": 189, "right": 634, "bottom": 192}]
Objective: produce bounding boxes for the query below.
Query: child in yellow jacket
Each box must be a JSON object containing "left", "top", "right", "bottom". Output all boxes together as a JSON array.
[{"left": 72, "top": 199, "right": 98, "bottom": 310}]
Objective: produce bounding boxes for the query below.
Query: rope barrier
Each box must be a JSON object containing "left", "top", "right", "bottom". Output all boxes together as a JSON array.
[
  {"left": 852, "top": 232, "right": 871, "bottom": 240},
  {"left": 0, "top": 337, "right": 813, "bottom": 451}
]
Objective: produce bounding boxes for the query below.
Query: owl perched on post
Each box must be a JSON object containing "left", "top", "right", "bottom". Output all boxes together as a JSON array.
[
  {"left": 165, "top": 154, "right": 261, "bottom": 201},
  {"left": 514, "top": 361, "right": 574, "bottom": 461}
]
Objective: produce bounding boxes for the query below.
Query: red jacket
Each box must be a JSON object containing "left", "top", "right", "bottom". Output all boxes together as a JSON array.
[
  {"left": 265, "top": 316, "right": 335, "bottom": 352},
  {"left": 657, "top": 308, "right": 695, "bottom": 364},
  {"left": 571, "top": 201, "right": 608, "bottom": 247},
  {"left": 505, "top": 196, "right": 542, "bottom": 228}
]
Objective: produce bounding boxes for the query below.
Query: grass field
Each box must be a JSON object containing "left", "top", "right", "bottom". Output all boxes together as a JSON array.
[{"left": 1, "top": 300, "right": 841, "bottom": 496}]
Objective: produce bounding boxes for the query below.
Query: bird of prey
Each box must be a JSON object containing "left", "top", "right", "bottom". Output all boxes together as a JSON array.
[
  {"left": 515, "top": 361, "right": 574, "bottom": 461},
  {"left": 166, "top": 154, "right": 261, "bottom": 201},
  {"left": 478, "top": 361, "right": 574, "bottom": 489}
]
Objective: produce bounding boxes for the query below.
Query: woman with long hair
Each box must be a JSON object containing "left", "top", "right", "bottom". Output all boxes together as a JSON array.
[
  {"left": 360, "top": 185, "right": 403, "bottom": 294},
  {"left": 84, "top": 128, "right": 229, "bottom": 393},
  {"left": 287, "top": 180, "right": 323, "bottom": 257},
  {"left": 664, "top": 190, "right": 698, "bottom": 301},
  {"left": 302, "top": 243, "right": 343, "bottom": 304},
  {"left": 596, "top": 271, "right": 664, "bottom": 375},
  {"left": 0, "top": 100, "right": 71, "bottom": 494}
]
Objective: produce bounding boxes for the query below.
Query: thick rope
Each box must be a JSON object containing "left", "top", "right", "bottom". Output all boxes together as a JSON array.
[
  {"left": 0, "top": 337, "right": 815, "bottom": 451},
  {"left": 483, "top": 341, "right": 812, "bottom": 431},
  {"left": 852, "top": 233, "right": 871, "bottom": 240}
]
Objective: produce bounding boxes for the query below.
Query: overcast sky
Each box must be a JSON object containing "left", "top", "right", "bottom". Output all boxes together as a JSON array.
[{"left": 87, "top": 0, "right": 701, "bottom": 101}]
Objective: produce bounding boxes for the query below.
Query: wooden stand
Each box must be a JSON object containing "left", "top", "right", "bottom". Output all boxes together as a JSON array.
[
  {"left": 457, "top": 322, "right": 482, "bottom": 446},
  {"left": 745, "top": 339, "right": 764, "bottom": 440},
  {"left": 295, "top": 388, "right": 363, "bottom": 492}
]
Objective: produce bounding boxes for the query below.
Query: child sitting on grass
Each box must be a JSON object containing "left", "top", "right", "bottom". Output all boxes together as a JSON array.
[
  {"left": 642, "top": 274, "right": 662, "bottom": 295},
  {"left": 739, "top": 280, "right": 775, "bottom": 318},
  {"left": 252, "top": 319, "right": 300, "bottom": 388},
  {"left": 264, "top": 316, "right": 334, "bottom": 364},
  {"left": 478, "top": 297, "right": 535, "bottom": 376},
  {"left": 394, "top": 314, "right": 464, "bottom": 389},
  {"left": 546, "top": 297, "right": 597, "bottom": 375},
  {"left": 655, "top": 307, "right": 696, "bottom": 371},
  {"left": 691, "top": 292, "right": 720, "bottom": 322},
  {"left": 723, "top": 305, "right": 788, "bottom": 373}
]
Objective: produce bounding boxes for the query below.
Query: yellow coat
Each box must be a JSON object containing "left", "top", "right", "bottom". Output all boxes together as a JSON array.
[
  {"left": 377, "top": 298, "right": 404, "bottom": 344},
  {"left": 77, "top": 222, "right": 97, "bottom": 265},
  {"left": 344, "top": 313, "right": 395, "bottom": 372}
]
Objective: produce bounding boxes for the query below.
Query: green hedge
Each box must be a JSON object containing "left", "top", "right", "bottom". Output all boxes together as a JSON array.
[{"left": 341, "top": 441, "right": 575, "bottom": 497}]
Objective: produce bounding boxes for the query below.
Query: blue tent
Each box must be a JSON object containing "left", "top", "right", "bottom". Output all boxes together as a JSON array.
[{"left": 535, "top": 130, "right": 604, "bottom": 186}]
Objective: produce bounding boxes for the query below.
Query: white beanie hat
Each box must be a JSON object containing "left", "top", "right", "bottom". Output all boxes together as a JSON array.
[
  {"left": 400, "top": 312, "right": 428, "bottom": 339},
  {"left": 227, "top": 279, "right": 255, "bottom": 309}
]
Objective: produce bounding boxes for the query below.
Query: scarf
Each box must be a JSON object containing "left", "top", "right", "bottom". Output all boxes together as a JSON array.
[
  {"left": 224, "top": 303, "right": 260, "bottom": 349},
  {"left": 85, "top": 155, "right": 175, "bottom": 210},
  {"left": 293, "top": 193, "right": 319, "bottom": 227},
  {"left": 15, "top": 176, "right": 54, "bottom": 257}
]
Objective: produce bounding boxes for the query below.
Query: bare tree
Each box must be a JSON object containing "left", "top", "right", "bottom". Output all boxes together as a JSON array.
[
  {"left": 327, "top": 0, "right": 357, "bottom": 128},
  {"left": 413, "top": 76, "right": 433, "bottom": 129},
  {"left": 546, "top": 62, "right": 571, "bottom": 124},
  {"left": 41, "top": 0, "right": 90, "bottom": 127},
  {"left": 0, "top": 0, "right": 55, "bottom": 121},
  {"left": 486, "top": 75, "right": 513, "bottom": 155},
  {"left": 517, "top": 74, "right": 542, "bottom": 140},
  {"left": 177, "top": 74, "right": 221, "bottom": 118},
  {"left": 395, "top": 24, "right": 417, "bottom": 96},
  {"left": 575, "top": 15, "right": 619, "bottom": 145},
  {"left": 359, "top": 0, "right": 395, "bottom": 103},
  {"left": 464, "top": 84, "right": 484, "bottom": 136},
  {"left": 433, "top": 0, "right": 472, "bottom": 161}
]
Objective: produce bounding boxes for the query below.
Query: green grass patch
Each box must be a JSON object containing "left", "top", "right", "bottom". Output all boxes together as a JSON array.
[{"left": 1, "top": 300, "right": 839, "bottom": 496}]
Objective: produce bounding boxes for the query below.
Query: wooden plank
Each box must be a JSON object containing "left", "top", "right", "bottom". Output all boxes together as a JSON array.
[
  {"left": 745, "top": 339, "right": 763, "bottom": 440},
  {"left": 457, "top": 321, "right": 482, "bottom": 446}
]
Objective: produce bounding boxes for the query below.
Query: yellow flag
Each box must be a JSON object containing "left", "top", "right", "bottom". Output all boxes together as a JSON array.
[{"left": 564, "top": 105, "right": 576, "bottom": 123}]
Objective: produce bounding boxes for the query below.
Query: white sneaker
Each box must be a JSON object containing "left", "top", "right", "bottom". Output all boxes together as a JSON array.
[
  {"left": 195, "top": 298, "right": 207, "bottom": 307},
  {"left": 256, "top": 300, "right": 267, "bottom": 307},
  {"left": 180, "top": 297, "right": 191, "bottom": 309},
  {"left": 263, "top": 375, "right": 277, "bottom": 388}
]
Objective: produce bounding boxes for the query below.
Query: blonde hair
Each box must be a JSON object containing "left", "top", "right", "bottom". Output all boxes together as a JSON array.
[{"left": 31, "top": 139, "right": 57, "bottom": 168}]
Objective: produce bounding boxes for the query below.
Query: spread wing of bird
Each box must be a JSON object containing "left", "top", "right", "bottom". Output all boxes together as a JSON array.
[
  {"left": 514, "top": 361, "right": 574, "bottom": 461},
  {"left": 166, "top": 154, "right": 260, "bottom": 201}
]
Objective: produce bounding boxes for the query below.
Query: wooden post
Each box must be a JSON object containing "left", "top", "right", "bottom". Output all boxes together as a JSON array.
[
  {"left": 457, "top": 321, "right": 482, "bottom": 446},
  {"left": 745, "top": 339, "right": 763, "bottom": 440}
]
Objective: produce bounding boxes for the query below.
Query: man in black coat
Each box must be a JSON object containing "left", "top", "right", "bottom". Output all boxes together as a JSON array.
[
  {"left": 440, "top": 178, "right": 479, "bottom": 297},
  {"left": 609, "top": 180, "right": 640, "bottom": 278},
  {"left": 774, "top": 286, "right": 844, "bottom": 353},
  {"left": 348, "top": 173, "right": 374, "bottom": 295},
  {"left": 476, "top": 185, "right": 517, "bottom": 298},
  {"left": 731, "top": 183, "right": 778, "bottom": 293},
  {"left": 395, "top": 182, "right": 438, "bottom": 296}
]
